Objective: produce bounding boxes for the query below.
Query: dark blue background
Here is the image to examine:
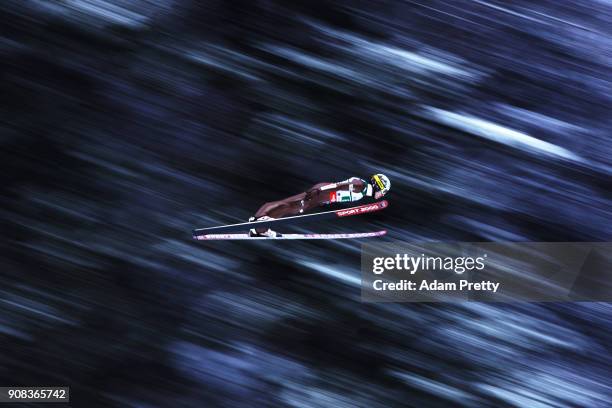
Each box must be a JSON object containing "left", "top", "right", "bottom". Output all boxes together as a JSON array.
[{"left": 1, "top": 1, "right": 611, "bottom": 406}]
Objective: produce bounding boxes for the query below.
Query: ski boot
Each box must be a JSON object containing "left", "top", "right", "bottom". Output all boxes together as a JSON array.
[{"left": 248, "top": 216, "right": 281, "bottom": 237}]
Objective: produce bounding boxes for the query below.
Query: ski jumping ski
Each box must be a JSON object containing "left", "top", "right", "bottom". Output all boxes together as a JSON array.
[
  {"left": 194, "top": 231, "right": 387, "bottom": 240},
  {"left": 192, "top": 200, "right": 388, "bottom": 240}
]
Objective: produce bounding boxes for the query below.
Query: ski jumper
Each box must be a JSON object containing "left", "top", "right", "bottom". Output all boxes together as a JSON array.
[{"left": 254, "top": 177, "right": 371, "bottom": 220}]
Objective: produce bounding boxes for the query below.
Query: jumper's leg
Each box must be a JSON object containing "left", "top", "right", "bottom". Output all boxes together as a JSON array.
[
  {"left": 251, "top": 193, "right": 306, "bottom": 235},
  {"left": 251, "top": 184, "right": 332, "bottom": 235},
  {"left": 254, "top": 193, "right": 306, "bottom": 219}
]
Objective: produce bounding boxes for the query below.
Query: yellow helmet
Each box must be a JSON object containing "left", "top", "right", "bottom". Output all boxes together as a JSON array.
[{"left": 370, "top": 174, "right": 391, "bottom": 196}]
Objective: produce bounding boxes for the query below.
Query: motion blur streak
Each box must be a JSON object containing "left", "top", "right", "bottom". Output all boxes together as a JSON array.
[{"left": 1, "top": 1, "right": 611, "bottom": 407}]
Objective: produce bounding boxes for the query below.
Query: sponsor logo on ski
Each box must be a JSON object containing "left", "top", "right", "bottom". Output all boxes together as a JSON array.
[{"left": 337, "top": 203, "right": 380, "bottom": 217}]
